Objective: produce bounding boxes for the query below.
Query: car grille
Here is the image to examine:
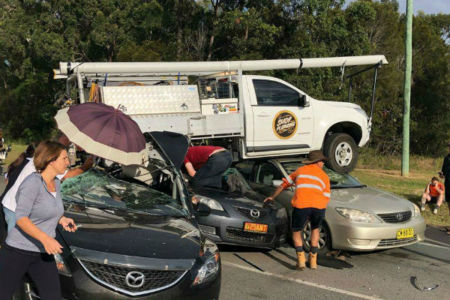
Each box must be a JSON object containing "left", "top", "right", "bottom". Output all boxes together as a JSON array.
[
  {"left": 78, "top": 259, "right": 187, "bottom": 296},
  {"left": 377, "top": 211, "right": 412, "bottom": 223},
  {"left": 377, "top": 235, "right": 417, "bottom": 247},
  {"left": 226, "top": 227, "right": 274, "bottom": 244},
  {"left": 235, "top": 206, "right": 268, "bottom": 219}
]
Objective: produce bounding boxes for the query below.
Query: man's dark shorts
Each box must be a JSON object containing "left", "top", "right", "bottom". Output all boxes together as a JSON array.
[
  {"left": 292, "top": 207, "right": 326, "bottom": 231},
  {"left": 428, "top": 196, "right": 438, "bottom": 204}
]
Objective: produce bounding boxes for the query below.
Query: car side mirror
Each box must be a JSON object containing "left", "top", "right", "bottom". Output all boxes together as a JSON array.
[
  {"left": 298, "top": 94, "right": 309, "bottom": 107},
  {"left": 272, "top": 179, "right": 283, "bottom": 187},
  {"left": 197, "top": 203, "right": 211, "bottom": 216}
]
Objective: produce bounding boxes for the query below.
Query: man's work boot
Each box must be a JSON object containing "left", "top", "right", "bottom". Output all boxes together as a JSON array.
[
  {"left": 296, "top": 251, "right": 306, "bottom": 270},
  {"left": 309, "top": 253, "right": 318, "bottom": 270}
]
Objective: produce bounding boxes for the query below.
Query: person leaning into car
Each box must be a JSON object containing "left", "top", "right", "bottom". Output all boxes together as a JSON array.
[
  {"left": 264, "top": 150, "right": 330, "bottom": 270},
  {"left": 184, "top": 145, "right": 232, "bottom": 188},
  {"left": 0, "top": 141, "right": 77, "bottom": 300}
]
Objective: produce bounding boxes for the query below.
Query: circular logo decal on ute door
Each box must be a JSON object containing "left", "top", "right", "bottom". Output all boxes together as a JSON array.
[{"left": 272, "top": 110, "right": 298, "bottom": 139}]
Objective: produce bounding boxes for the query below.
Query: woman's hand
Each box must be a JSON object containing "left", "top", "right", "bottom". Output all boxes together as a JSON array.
[
  {"left": 59, "top": 216, "right": 77, "bottom": 232},
  {"left": 40, "top": 235, "right": 63, "bottom": 255}
]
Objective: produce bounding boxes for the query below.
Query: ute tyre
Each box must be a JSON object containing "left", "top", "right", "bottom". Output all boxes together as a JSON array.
[
  {"left": 301, "top": 221, "right": 332, "bottom": 255},
  {"left": 323, "top": 133, "right": 358, "bottom": 173}
]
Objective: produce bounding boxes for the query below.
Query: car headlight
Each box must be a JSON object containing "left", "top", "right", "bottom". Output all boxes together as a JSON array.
[
  {"left": 196, "top": 195, "right": 224, "bottom": 211},
  {"left": 276, "top": 208, "right": 287, "bottom": 219},
  {"left": 335, "top": 207, "right": 381, "bottom": 223},
  {"left": 54, "top": 253, "right": 71, "bottom": 277},
  {"left": 412, "top": 204, "right": 421, "bottom": 217},
  {"left": 193, "top": 239, "right": 220, "bottom": 285}
]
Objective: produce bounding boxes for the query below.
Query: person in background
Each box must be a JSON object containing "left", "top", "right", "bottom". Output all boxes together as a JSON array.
[
  {"left": 421, "top": 176, "right": 445, "bottom": 214},
  {"left": 184, "top": 145, "right": 232, "bottom": 188},
  {"left": 264, "top": 150, "right": 330, "bottom": 270},
  {"left": 4, "top": 144, "right": 36, "bottom": 183},
  {"left": 0, "top": 141, "right": 77, "bottom": 300},
  {"left": 0, "top": 144, "right": 35, "bottom": 242},
  {"left": 1, "top": 141, "right": 93, "bottom": 235},
  {"left": 439, "top": 141, "right": 450, "bottom": 233}
]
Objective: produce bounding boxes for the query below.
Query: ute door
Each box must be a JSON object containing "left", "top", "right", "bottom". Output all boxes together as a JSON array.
[{"left": 248, "top": 77, "right": 313, "bottom": 152}]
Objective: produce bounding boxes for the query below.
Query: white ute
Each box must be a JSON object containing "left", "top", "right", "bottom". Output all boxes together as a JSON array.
[{"left": 55, "top": 55, "right": 388, "bottom": 173}]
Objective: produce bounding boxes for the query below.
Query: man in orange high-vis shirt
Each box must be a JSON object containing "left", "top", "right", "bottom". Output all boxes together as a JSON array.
[{"left": 264, "top": 151, "right": 330, "bottom": 270}]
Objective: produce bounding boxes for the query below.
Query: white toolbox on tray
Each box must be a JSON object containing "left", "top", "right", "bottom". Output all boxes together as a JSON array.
[
  {"left": 100, "top": 85, "right": 201, "bottom": 115},
  {"left": 201, "top": 98, "right": 238, "bottom": 115}
]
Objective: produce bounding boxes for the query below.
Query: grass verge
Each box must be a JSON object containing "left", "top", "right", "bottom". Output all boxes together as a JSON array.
[
  {"left": 0, "top": 143, "right": 27, "bottom": 174},
  {"left": 352, "top": 151, "right": 449, "bottom": 227}
]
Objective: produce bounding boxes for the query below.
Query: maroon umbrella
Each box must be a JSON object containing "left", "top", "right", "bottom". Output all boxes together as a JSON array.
[{"left": 55, "top": 103, "right": 147, "bottom": 165}]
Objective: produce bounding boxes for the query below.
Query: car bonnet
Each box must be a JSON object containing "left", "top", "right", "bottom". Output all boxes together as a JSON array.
[
  {"left": 58, "top": 206, "right": 202, "bottom": 260},
  {"left": 144, "top": 131, "right": 189, "bottom": 170},
  {"left": 330, "top": 186, "right": 413, "bottom": 214}
]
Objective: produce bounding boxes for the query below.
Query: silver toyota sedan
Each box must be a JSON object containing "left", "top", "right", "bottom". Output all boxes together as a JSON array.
[{"left": 236, "top": 157, "right": 426, "bottom": 253}]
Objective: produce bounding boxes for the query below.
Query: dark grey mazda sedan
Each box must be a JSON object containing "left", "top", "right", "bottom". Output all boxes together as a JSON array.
[
  {"left": 15, "top": 132, "right": 221, "bottom": 300},
  {"left": 191, "top": 169, "right": 289, "bottom": 249}
]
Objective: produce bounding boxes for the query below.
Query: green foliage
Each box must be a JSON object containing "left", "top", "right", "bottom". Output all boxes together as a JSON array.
[{"left": 0, "top": 0, "right": 448, "bottom": 156}]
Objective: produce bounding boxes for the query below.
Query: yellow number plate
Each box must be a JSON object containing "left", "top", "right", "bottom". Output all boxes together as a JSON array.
[
  {"left": 243, "top": 222, "right": 268, "bottom": 233},
  {"left": 396, "top": 228, "right": 414, "bottom": 239}
]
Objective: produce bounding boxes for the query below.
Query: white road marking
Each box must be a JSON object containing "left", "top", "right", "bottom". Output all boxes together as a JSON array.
[
  {"left": 424, "top": 238, "right": 450, "bottom": 248},
  {"left": 223, "top": 261, "right": 383, "bottom": 300},
  {"left": 418, "top": 241, "right": 450, "bottom": 249}
]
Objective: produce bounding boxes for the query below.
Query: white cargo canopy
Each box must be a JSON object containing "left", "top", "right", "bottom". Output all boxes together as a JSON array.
[{"left": 56, "top": 55, "right": 388, "bottom": 77}]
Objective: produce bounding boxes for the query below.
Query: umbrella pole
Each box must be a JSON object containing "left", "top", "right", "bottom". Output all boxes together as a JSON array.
[{"left": 77, "top": 71, "right": 85, "bottom": 103}]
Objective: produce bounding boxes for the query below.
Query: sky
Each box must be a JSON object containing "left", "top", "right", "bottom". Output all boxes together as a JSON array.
[{"left": 346, "top": 0, "right": 450, "bottom": 15}]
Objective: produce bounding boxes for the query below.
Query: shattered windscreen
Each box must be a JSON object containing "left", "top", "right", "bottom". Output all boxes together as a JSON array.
[{"left": 61, "top": 169, "right": 187, "bottom": 217}]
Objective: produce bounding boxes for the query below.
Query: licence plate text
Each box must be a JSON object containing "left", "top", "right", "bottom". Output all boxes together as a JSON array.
[
  {"left": 396, "top": 228, "right": 414, "bottom": 239},
  {"left": 243, "top": 222, "right": 268, "bottom": 233}
]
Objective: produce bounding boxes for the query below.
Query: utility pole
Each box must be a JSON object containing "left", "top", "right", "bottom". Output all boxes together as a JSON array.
[{"left": 402, "top": 0, "right": 413, "bottom": 176}]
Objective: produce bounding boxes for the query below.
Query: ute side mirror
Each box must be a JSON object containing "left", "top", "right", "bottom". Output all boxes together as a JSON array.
[
  {"left": 298, "top": 94, "right": 309, "bottom": 107},
  {"left": 272, "top": 179, "right": 283, "bottom": 187},
  {"left": 197, "top": 203, "right": 211, "bottom": 216}
]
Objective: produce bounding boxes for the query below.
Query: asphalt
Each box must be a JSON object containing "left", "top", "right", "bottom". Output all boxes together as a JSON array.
[
  {"left": 219, "top": 241, "right": 450, "bottom": 300},
  {"left": 0, "top": 170, "right": 449, "bottom": 299}
]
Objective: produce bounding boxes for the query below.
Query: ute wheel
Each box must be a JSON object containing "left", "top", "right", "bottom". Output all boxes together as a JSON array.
[
  {"left": 323, "top": 133, "right": 358, "bottom": 173},
  {"left": 301, "top": 221, "right": 332, "bottom": 255}
]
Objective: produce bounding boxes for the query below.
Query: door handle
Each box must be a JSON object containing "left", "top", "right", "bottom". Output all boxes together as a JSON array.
[{"left": 256, "top": 113, "right": 270, "bottom": 117}]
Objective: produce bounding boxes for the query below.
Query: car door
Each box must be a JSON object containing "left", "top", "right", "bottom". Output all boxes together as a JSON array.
[{"left": 247, "top": 77, "right": 314, "bottom": 152}]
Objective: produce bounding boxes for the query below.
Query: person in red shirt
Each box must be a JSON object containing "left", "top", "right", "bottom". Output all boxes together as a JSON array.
[
  {"left": 184, "top": 146, "right": 232, "bottom": 188},
  {"left": 421, "top": 177, "right": 445, "bottom": 214},
  {"left": 264, "top": 150, "right": 330, "bottom": 270}
]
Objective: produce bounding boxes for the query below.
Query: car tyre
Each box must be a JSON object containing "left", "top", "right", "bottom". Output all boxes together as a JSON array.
[
  {"left": 301, "top": 221, "right": 332, "bottom": 255},
  {"left": 323, "top": 133, "right": 358, "bottom": 173}
]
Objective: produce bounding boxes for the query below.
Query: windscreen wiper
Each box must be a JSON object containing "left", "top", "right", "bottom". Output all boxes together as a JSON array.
[{"left": 331, "top": 185, "right": 367, "bottom": 190}]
